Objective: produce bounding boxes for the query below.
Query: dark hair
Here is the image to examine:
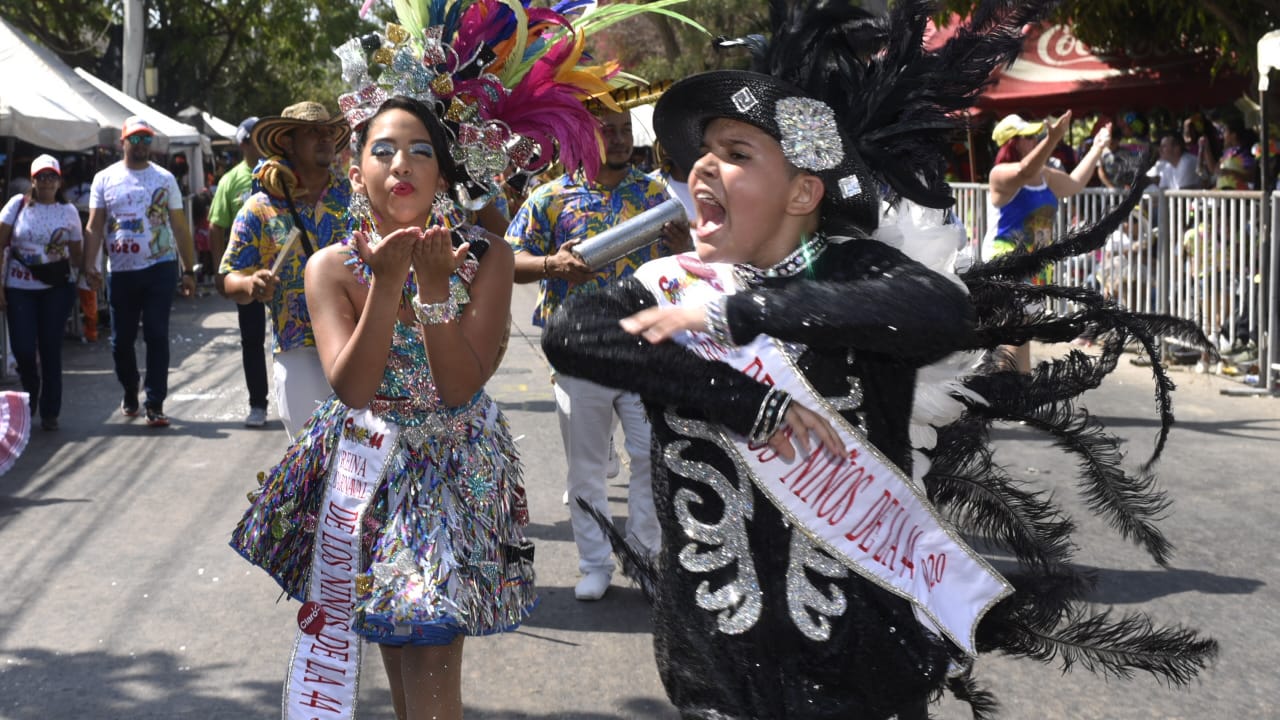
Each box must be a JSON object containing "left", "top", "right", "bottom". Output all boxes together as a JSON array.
[
  {"left": 1159, "top": 133, "right": 1185, "bottom": 152},
  {"left": 352, "top": 96, "right": 462, "bottom": 190},
  {"left": 29, "top": 175, "right": 69, "bottom": 205}
]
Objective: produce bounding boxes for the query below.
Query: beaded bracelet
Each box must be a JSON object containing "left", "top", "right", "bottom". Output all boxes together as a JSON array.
[
  {"left": 412, "top": 295, "right": 460, "bottom": 325},
  {"left": 748, "top": 387, "right": 792, "bottom": 445},
  {"left": 704, "top": 295, "right": 735, "bottom": 346}
]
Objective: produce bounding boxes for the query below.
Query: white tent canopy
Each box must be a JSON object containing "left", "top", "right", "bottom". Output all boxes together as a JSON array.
[
  {"left": 74, "top": 68, "right": 209, "bottom": 152},
  {"left": 0, "top": 17, "right": 127, "bottom": 151},
  {"left": 75, "top": 68, "right": 209, "bottom": 193},
  {"left": 177, "top": 106, "right": 238, "bottom": 141}
]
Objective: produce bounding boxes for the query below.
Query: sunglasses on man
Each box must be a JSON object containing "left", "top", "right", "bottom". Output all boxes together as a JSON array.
[
  {"left": 127, "top": 135, "right": 154, "bottom": 146},
  {"left": 34, "top": 172, "right": 59, "bottom": 183}
]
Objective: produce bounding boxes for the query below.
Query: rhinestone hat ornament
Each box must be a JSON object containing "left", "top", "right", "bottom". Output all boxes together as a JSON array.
[
  {"left": 338, "top": 0, "right": 706, "bottom": 210},
  {"left": 775, "top": 97, "right": 844, "bottom": 171}
]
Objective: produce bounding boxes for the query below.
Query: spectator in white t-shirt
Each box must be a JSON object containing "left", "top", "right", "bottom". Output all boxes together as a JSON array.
[
  {"left": 0, "top": 155, "right": 82, "bottom": 431},
  {"left": 83, "top": 116, "right": 198, "bottom": 428},
  {"left": 1147, "top": 134, "right": 1202, "bottom": 190}
]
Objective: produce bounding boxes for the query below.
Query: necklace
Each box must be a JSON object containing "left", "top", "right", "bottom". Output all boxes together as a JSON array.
[{"left": 733, "top": 231, "right": 829, "bottom": 289}]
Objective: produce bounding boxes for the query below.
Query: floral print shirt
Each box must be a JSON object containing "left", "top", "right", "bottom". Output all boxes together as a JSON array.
[
  {"left": 505, "top": 167, "right": 671, "bottom": 327},
  {"left": 220, "top": 166, "right": 352, "bottom": 353}
]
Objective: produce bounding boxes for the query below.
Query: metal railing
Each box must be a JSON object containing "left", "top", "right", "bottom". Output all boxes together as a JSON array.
[{"left": 951, "top": 183, "right": 1277, "bottom": 390}]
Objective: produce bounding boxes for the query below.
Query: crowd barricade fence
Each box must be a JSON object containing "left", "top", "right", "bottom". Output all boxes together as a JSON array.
[{"left": 949, "top": 183, "right": 1276, "bottom": 389}]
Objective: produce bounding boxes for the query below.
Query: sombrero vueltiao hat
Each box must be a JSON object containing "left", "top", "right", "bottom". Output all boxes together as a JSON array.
[
  {"left": 251, "top": 101, "right": 351, "bottom": 158},
  {"left": 654, "top": 70, "right": 880, "bottom": 237}
]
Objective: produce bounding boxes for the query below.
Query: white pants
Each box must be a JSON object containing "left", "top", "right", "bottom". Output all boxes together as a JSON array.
[
  {"left": 554, "top": 374, "right": 660, "bottom": 574},
  {"left": 273, "top": 346, "right": 332, "bottom": 439}
]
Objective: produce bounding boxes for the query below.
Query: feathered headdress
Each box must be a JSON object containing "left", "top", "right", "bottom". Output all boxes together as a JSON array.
[
  {"left": 337, "top": 0, "right": 703, "bottom": 209},
  {"left": 655, "top": 0, "right": 1050, "bottom": 237}
]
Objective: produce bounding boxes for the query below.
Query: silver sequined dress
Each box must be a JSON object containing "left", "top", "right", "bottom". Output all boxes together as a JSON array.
[{"left": 232, "top": 244, "right": 535, "bottom": 645}]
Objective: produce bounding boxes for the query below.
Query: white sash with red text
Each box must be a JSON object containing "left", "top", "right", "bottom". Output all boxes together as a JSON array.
[
  {"left": 635, "top": 254, "right": 1010, "bottom": 655},
  {"left": 282, "top": 409, "right": 399, "bottom": 719}
]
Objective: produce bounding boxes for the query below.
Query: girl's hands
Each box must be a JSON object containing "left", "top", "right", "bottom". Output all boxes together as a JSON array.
[
  {"left": 353, "top": 227, "right": 420, "bottom": 287},
  {"left": 412, "top": 226, "right": 469, "bottom": 300}
]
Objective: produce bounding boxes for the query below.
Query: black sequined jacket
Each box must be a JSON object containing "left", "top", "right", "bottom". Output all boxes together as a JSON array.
[{"left": 543, "top": 237, "right": 977, "bottom": 719}]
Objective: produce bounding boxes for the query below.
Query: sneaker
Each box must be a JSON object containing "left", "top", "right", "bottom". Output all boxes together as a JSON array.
[
  {"left": 574, "top": 570, "right": 612, "bottom": 601},
  {"left": 41, "top": 417, "right": 59, "bottom": 431},
  {"left": 1194, "top": 360, "right": 1209, "bottom": 374},
  {"left": 244, "top": 407, "right": 268, "bottom": 428},
  {"left": 144, "top": 405, "right": 170, "bottom": 427},
  {"left": 121, "top": 394, "right": 140, "bottom": 417}
]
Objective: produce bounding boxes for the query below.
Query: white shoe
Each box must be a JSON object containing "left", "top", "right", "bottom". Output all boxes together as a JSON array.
[
  {"left": 606, "top": 442, "right": 621, "bottom": 479},
  {"left": 245, "top": 407, "right": 268, "bottom": 427},
  {"left": 574, "top": 570, "right": 612, "bottom": 601},
  {"left": 1194, "top": 361, "right": 1208, "bottom": 374}
]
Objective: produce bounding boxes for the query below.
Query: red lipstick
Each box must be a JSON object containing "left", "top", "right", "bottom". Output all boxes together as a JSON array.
[{"left": 391, "top": 181, "right": 416, "bottom": 196}]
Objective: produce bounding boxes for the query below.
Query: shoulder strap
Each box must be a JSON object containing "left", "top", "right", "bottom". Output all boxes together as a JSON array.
[{"left": 282, "top": 195, "right": 316, "bottom": 257}]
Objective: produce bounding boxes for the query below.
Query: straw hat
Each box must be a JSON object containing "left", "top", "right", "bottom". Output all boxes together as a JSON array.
[{"left": 251, "top": 101, "right": 351, "bottom": 158}]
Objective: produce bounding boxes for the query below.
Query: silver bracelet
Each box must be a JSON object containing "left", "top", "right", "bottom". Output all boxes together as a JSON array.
[
  {"left": 704, "top": 295, "right": 735, "bottom": 346},
  {"left": 748, "top": 388, "right": 792, "bottom": 445},
  {"left": 412, "top": 295, "right": 459, "bottom": 325}
]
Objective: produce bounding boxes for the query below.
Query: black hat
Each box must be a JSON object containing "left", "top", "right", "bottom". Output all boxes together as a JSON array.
[
  {"left": 655, "top": 69, "right": 879, "bottom": 237},
  {"left": 655, "top": 0, "right": 1044, "bottom": 238}
]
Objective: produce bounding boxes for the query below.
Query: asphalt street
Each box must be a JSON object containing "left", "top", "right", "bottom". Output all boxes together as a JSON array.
[{"left": 0, "top": 283, "right": 1276, "bottom": 719}]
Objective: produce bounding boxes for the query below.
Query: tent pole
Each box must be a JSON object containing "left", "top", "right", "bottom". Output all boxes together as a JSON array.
[
  {"left": 967, "top": 123, "right": 977, "bottom": 183},
  {"left": 1264, "top": 75, "right": 1279, "bottom": 393},
  {"left": 3, "top": 137, "right": 13, "bottom": 193}
]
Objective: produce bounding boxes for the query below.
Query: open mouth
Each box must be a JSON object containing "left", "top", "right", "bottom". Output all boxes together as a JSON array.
[{"left": 693, "top": 189, "right": 725, "bottom": 239}]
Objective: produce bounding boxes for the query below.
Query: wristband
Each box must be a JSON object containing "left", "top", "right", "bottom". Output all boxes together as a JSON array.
[
  {"left": 748, "top": 388, "right": 792, "bottom": 445},
  {"left": 543, "top": 255, "right": 551, "bottom": 278}
]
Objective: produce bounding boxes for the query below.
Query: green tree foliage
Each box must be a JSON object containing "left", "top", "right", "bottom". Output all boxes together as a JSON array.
[
  {"left": 594, "top": 0, "right": 771, "bottom": 82},
  {"left": 0, "top": 0, "right": 375, "bottom": 120},
  {"left": 941, "top": 0, "right": 1278, "bottom": 76}
]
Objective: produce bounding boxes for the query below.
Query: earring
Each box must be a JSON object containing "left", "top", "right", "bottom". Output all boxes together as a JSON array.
[
  {"left": 431, "top": 190, "right": 454, "bottom": 219},
  {"left": 350, "top": 190, "right": 373, "bottom": 232}
]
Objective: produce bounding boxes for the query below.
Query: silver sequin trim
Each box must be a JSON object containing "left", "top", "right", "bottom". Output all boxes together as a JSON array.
[
  {"left": 775, "top": 97, "right": 844, "bottom": 171},
  {"left": 786, "top": 532, "right": 850, "bottom": 641},
  {"left": 732, "top": 86, "right": 759, "bottom": 113},
  {"left": 663, "top": 411, "right": 762, "bottom": 636}
]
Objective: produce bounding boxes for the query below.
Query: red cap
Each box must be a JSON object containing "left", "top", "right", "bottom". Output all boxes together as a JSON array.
[{"left": 121, "top": 115, "right": 156, "bottom": 139}]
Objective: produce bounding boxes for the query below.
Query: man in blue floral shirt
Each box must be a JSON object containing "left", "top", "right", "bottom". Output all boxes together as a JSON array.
[
  {"left": 220, "top": 101, "right": 352, "bottom": 437},
  {"left": 507, "top": 108, "right": 690, "bottom": 601}
]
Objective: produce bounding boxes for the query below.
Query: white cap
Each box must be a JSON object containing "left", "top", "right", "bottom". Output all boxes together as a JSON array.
[{"left": 30, "top": 154, "right": 60, "bottom": 177}]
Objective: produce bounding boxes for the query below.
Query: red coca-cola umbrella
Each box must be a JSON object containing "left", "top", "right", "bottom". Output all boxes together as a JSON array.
[
  {"left": 925, "top": 18, "right": 1246, "bottom": 117},
  {"left": 1, "top": 391, "right": 31, "bottom": 476}
]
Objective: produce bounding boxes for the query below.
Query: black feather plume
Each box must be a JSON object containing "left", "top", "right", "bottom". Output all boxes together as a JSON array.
[
  {"left": 927, "top": 423, "right": 1078, "bottom": 570},
  {"left": 995, "top": 607, "right": 1219, "bottom": 685},
  {"left": 946, "top": 669, "right": 1000, "bottom": 720},
  {"left": 575, "top": 498, "right": 658, "bottom": 601}
]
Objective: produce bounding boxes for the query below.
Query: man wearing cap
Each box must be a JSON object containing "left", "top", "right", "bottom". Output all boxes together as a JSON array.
[
  {"left": 84, "top": 116, "right": 198, "bottom": 428},
  {"left": 209, "top": 116, "right": 270, "bottom": 428},
  {"left": 507, "top": 106, "right": 688, "bottom": 601},
  {"left": 220, "top": 101, "right": 352, "bottom": 437}
]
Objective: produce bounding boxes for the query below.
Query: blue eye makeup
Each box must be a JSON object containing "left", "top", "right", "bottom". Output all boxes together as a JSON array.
[
  {"left": 410, "top": 142, "right": 435, "bottom": 158},
  {"left": 370, "top": 140, "right": 395, "bottom": 158}
]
